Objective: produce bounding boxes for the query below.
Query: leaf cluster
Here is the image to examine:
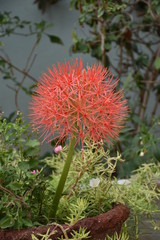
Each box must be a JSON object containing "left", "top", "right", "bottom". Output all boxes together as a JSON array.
[
  {"left": 0, "top": 11, "right": 63, "bottom": 110},
  {"left": 70, "top": 0, "right": 160, "bottom": 176},
  {"left": 0, "top": 112, "right": 44, "bottom": 229},
  {"left": 0, "top": 114, "right": 160, "bottom": 240}
]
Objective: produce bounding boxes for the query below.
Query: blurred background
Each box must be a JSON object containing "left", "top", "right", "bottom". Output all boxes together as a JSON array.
[
  {"left": 0, "top": 0, "right": 94, "bottom": 116},
  {"left": 0, "top": 0, "right": 160, "bottom": 177}
]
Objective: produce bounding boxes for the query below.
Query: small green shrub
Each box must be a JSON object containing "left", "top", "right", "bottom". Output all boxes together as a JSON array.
[{"left": 0, "top": 113, "right": 160, "bottom": 240}]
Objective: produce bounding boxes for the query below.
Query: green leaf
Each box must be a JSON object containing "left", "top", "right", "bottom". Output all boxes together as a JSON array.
[
  {"left": 154, "top": 56, "right": 160, "bottom": 70},
  {"left": 133, "top": 115, "right": 141, "bottom": 124},
  {"left": 35, "top": 20, "right": 46, "bottom": 31},
  {"left": 123, "top": 71, "right": 132, "bottom": 90},
  {"left": 25, "top": 139, "right": 40, "bottom": 148},
  {"left": 83, "top": 4, "right": 94, "bottom": 13},
  {"left": 18, "top": 138, "right": 26, "bottom": 143},
  {"left": 7, "top": 182, "right": 22, "bottom": 190},
  {"left": 136, "top": 54, "right": 149, "bottom": 67},
  {"left": 79, "top": 14, "right": 85, "bottom": 24},
  {"left": 72, "top": 39, "right": 90, "bottom": 54},
  {"left": 24, "top": 147, "right": 39, "bottom": 157},
  {"left": 28, "top": 159, "right": 39, "bottom": 168},
  {"left": 22, "top": 218, "right": 33, "bottom": 227},
  {"left": 47, "top": 34, "right": 63, "bottom": 45},
  {"left": 72, "top": 30, "right": 78, "bottom": 44},
  {"left": 97, "top": 7, "right": 104, "bottom": 18},
  {"left": 0, "top": 216, "right": 14, "bottom": 229},
  {"left": 105, "top": 42, "right": 111, "bottom": 51},
  {"left": 108, "top": 34, "right": 117, "bottom": 41},
  {"left": 152, "top": 145, "right": 160, "bottom": 161},
  {"left": 18, "top": 161, "right": 30, "bottom": 171}
]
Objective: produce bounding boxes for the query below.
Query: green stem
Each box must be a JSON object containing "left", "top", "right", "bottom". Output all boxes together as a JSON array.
[{"left": 50, "top": 137, "right": 76, "bottom": 219}]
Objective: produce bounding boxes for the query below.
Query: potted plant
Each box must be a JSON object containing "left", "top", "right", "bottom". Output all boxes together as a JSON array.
[
  {"left": 0, "top": 59, "right": 131, "bottom": 239},
  {"left": 0, "top": 110, "right": 160, "bottom": 239},
  {"left": 29, "top": 59, "right": 129, "bottom": 238}
]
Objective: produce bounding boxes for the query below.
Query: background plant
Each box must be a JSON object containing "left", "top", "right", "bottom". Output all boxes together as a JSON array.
[
  {"left": 69, "top": 0, "right": 160, "bottom": 176},
  {"left": 0, "top": 114, "right": 159, "bottom": 239},
  {"left": 0, "top": 112, "right": 44, "bottom": 228},
  {"left": 0, "top": 0, "right": 160, "bottom": 177},
  {"left": 0, "top": 1, "right": 160, "bottom": 238},
  {"left": 0, "top": 11, "right": 63, "bottom": 112},
  {"left": 1, "top": 1, "right": 160, "bottom": 177}
]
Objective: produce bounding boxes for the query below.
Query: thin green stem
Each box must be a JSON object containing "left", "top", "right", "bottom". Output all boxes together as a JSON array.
[{"left": 50, "top": 137, "right": 76, "bottom": 219}]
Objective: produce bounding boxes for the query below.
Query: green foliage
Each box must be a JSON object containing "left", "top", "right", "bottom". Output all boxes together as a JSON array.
[
  {"left": 69, "top": 227, "right": 90, "bottom": 239},
  {"left": 0, "top": 11, "right": 63, "bottom": 111},
  {"left": 43, "top": 141, "right": 119, "bottom": 222},
  {"left": 0, "top": 114, "right": 160, "bottom": 239},
  {"left": 32, "top": 228, "right": 57, "bottom": 240},
  {"left": 47, "top": 34, "right": 63, "bottom": 45},
  {"left": 106, "top": 230, "right": 129, "bottom": 240},
  {"left": 70, "top": 0, "right": 128, "bottom": 62},
  {"left": 70, "top": 0, "right": 160, "bottom": 177},
  {"left": 1, "top": 3, "right": 160, "bottom": 239},
  {"left": 0, "top": 12, "right": 52, "bottom": 42},
  {"left": 0, "top": 112, "right": 43, "bottom": 229},
  {"left": 67, "top": 198, "right": 88, "bottom": 225},
  {"left": 1, "top": 2, "right": 160, "bottom": 179},
  {"left": 154, "top": 57, "right": 160, "bottom": 70},
  {"left": 117, "top": 118, "right": 160, "bottom": 177},
  {"left": 32, "top": 226, "right": 90, "bottom": 240}
]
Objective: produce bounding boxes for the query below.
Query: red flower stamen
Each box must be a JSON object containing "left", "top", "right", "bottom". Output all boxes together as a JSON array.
[{"left": 29, "top": 59, "right": 127, "bottom": 144}]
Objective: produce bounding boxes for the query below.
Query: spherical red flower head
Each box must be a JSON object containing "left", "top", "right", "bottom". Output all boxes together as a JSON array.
[{"left": 29, "top": 60, "right": 127, "bottom": 144}]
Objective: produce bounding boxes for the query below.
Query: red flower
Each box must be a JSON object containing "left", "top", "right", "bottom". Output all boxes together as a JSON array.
[{"left": 29, "top": 59, "right": 127, "bottom": 144}]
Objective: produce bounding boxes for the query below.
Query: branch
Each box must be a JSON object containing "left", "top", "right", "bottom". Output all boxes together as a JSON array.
[
  {"left": 0, "top": 55, "right": 37, "bottom": 83},
  {"left": 149, "top": 94, "right": 160, "bottom": 125},
  {"left": 14, "top": 39, "right": 38, "bottom": 110},
  {"left": 0, "top": 184, "right": 29, "bottom": 209},
  {"left": 67, "top": 156, "right": 95, "bottom": 200},
  {"left": 98, "top": 20, "right": 106, "bottom": 66},
  {"left": 139, "top": 45, "right": 160, "bottom": 123}
]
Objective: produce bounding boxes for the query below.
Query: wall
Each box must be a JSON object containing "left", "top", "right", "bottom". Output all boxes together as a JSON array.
[{"left": 0, "top": 0, "right": 95, "bottom": 117}]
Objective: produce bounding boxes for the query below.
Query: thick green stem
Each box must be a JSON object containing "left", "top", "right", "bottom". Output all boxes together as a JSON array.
[{"left": 50, "top": 137, "right": 76, "bottom": 219}]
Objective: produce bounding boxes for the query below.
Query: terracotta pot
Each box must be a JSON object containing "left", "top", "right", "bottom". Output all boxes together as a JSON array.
[{"left": 0, "top": 204, "right": 129, "bottom": 240}]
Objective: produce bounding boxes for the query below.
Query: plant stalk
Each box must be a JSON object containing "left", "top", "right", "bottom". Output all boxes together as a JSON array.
[{"left": 50, "top": 136, "right": 76, "bottom": 219}]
